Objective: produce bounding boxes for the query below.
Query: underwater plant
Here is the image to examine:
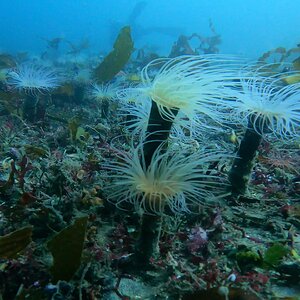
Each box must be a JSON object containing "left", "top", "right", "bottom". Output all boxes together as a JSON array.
[
  {"left": 228, "top": 74, "right": 300, "bottom": 197},
  {"left": 93, "top": 26, "right": 134, "bottom": 83}
]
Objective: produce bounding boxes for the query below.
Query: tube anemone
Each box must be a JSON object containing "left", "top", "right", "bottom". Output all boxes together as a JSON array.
[
  {"left": 105, "top": 141, "right": 227, "bottom": 215},
  {"left": 139, "top": 55, "right": 243, "bottom": 123},
  {"left": 89, "top": 82, "right": 120, "bottom": 118},
  {"left": 117, "top": 86, "right": 152, "bottom": 136},
  {"left": 109, "top": 54, "right": 242, "bottom": 269},
  {"left": 6, "top": 63, "right": 62, "bottom": 123},
  {"left": 106, "top": 141, "right": 230, "bottom": 267},
  {"left": 7, "top": 63, "right": 61, "bottom": 96},
  {"left": 89, "top": 82, "right": 119, "bottom": 102},
  {"left": 228, "top": 76, "right": 300, "bottom": 140},
  {"left": 228, "top": 75, "right": 300, "bottom": 197}
]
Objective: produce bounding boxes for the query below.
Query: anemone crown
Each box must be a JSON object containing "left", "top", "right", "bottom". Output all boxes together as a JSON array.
[
  {"left": 7, "top": 64, "right": 61, "bottom": 95},
  {"left": 139, "top": 55, "right": 243, "bottom": 122},
  {"left": 105, "top": 141, "right": 227, "bottom": 215},
  {"left": 228, "top": 75, "right": 300, "bottom": 139},
  {"left": 89, "top": 83, "right": 119, "bottom": 101}
]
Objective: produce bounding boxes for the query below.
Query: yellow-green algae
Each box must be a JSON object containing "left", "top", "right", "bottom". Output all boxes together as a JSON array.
[
  {"left": 0, "top": 226, "right": 33, "bottom": 259},
  {"left": 93, "top": 26, "right": 134, "bottom": 83},
  {"left": 47, "top": 216, "right": 88, "bottom": 283}
]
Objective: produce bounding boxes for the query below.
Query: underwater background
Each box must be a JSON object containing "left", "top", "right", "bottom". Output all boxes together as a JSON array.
[
  {"left": 0, "top": 1, "right": 300, "bottom": 300},
  {"left": 1, "top": 0, "right": 299, "bottom": 57}
]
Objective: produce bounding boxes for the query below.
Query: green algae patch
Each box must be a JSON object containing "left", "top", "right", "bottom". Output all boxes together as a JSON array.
[
  {"left": 236, "top": 250, "right": 262, "bottom": 272},
  {"left": 75, "top": 126, "right": 90, "bottom": 143},
  {"left": 263, "top": 243, "right": 289, "bottom": 268},
  {"left": 0, "top": 226, "right": 33, "bottom": 259},
  {"left": 93, "top": 26, "right": 134, "bottom": 83},
  {"left": 24, "top": 145, "right": 48, "bottom": 159},
  {"left": 68, "top": 117, "right": 81, "bottom": 142},
  {"left": 293, "top": 56, "right": 300, "bottom": 70},
  {"left": 68, "top": 117, "right": 90, "bottom": 144},
  {"left": 282, "top": 57, "right": 300, "bottom": 84},
  {"left": 47, "top": 216, "right": 88, "bottom": 283}
]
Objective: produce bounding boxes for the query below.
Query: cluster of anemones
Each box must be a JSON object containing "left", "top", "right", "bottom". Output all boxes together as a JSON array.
[
  {"left": 105, "top": 55, "right": 300, "bottom": 214},
  {"left": 9, "top": 56, "right": 299, "bottom": 215}
]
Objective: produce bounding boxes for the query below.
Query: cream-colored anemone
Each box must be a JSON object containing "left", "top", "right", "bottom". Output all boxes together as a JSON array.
[
  {"left": 117, "top": 84, "right": 229, "bottom": 138},
  {"left": 7, "top": 63, "right": 61, "bottom": 96},
  {"left": 139, "top": 55, "right": 243, "bottom": 122},
  {"left": 105, "top": 141, "right": 228, "bottom": 215},
  {"left": 227, "top": 74, "right": 300, "bottom": 140},
  {"left": 116, "top": 85, "right": 143, "bottom": 104},
  {"left": 89, "top": 82, "right": 119, "bottom": 102}
]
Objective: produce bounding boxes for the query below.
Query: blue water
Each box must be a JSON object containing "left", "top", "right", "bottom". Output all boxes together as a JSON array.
[{"left": 0, "top": 0, "right": 299, "bottom": 58}]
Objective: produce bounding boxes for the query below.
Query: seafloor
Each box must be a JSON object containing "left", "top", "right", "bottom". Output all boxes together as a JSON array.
[{"left": 0, "top": 35, "right": 300, "bottom": 300}]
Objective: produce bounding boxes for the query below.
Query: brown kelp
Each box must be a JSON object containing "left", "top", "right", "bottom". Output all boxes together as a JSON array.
[{"left": 93, "top": 26, "right": 134, "bottom": 83}]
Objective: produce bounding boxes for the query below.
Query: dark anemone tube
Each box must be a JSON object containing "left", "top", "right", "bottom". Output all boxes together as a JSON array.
[
  {"left": 134, "top": 100, "right": 178, "bottom": 268},
  {"left": 228, "top": 115, "right": 263, "bottom": 198},
  {"left": 143, "top": 100, "right": 178, "bottom": 168}
]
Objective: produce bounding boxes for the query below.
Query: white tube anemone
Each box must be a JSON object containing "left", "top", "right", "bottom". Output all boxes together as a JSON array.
[
  {"left": 228, "top": 75, "right": 300, "bottom": 140},
  {"left": 89, "top": 82, "right": 119, "bottom": 102},
  {"left": 139, "top": 55, "right": 243, "bottom": 123},
  {"left": 105, "top": 140, "right": 228, "bottom": 215},
  {"left": 117, "top": 87, "right": 224, "bottom": 140},
  {"left": 6, "top": 63, "right": 61, "bottom": 95}
]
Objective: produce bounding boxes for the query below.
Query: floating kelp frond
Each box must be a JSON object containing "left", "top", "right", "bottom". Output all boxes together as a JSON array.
[
  {"left": 0, "top": 226, "right": 33, "bottom": 259},
  {"left": 93, "top": 26, "right": 134, "bottom": 83}
]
